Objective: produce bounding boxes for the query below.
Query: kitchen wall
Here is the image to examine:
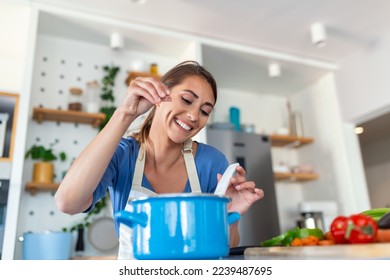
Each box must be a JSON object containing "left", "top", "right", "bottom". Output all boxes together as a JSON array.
[
  {"left": 0, "top": 1, "right": 31, "bottom": 91},
  {"left": 211, "top": 88, "right": 287, "bottom": 135},
  {"left": 334, "top": 28, "right": 390, "bottom": 211},
  {"left": 292, "top": 74, "right": 370, "bottom": 215},
  {"left": 0, "top": 1, "right": 30, "bottom": 177},
  {"left": 336, "top": 32, "right": 390, "bottom": 124}
]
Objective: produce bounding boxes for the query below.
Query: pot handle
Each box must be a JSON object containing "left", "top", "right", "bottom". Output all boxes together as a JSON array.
[
  {"left": 227, "top": 212, "right": 240, "bottom": 225},
  {"left": 114, "top": 210, "right": 148, "bottom": 228}
]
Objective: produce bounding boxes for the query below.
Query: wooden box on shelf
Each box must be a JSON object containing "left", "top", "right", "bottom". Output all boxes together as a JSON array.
[{"left": 32, "top": 107, "right": 106, "bottom": 128}]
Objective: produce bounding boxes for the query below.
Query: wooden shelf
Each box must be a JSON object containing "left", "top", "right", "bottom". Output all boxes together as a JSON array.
[
  {"left": 25, "top": 182, "right": 60, "bottom": 195},
  {"left": 32, "top": 107, "right": 106, "bottom": 128},
  {"left": 269, "top": 134, "right": 314, "bottom": 148},
  {"left": 274, "top": 172, "right": 319, "bottom": 182},
  {"left": 125, "top": 71, "right": 161, "bottom": 85}
]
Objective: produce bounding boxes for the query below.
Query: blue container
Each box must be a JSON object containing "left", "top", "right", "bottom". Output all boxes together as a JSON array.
[
  {"left": 22, "top": 231, "right": 73, "bottom": 260},
  {"left": 115, "top": 194, "right": 240, "bottom": 260},
  {"left": 229, "top": 107, "right": 241, "bottom": 131}
]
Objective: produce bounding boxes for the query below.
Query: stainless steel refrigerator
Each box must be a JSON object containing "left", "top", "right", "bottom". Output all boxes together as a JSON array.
[{"left": 206, "top": 128, "right": 280, "bottom": 246}]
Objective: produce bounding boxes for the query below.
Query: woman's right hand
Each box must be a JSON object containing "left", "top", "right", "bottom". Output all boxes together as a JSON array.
[{"left": 120, "top": 77, "right": 171, "bottom": 118}]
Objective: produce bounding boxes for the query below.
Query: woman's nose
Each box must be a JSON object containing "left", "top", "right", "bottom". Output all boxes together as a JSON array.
[{"left": 186, "top": 108, "right": 199, "bottom": 121}]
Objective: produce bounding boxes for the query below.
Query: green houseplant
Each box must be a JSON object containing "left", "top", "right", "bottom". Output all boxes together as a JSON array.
[
  {"left": 99, "top": 64, "right": 120, "bottom": 130},
  {"left": 25, "top": 144, "right": 67, "bottom": 184}
]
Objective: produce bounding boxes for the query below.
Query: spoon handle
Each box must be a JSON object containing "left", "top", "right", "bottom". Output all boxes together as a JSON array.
[{"left": 214, "top": 163, "right": 239, "bottom": 195}]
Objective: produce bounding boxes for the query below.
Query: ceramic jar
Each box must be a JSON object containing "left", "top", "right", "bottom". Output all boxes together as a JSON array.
[
  {"left": 85, "top": 80, "right": 100, "bottom": 113},
  {"left": 68, "top": 87, "right": 83, "bottom": 111}
]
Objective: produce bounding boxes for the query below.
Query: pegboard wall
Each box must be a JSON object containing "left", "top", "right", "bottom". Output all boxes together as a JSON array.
[{"left": 15, "top": 34, "right": 178, "bottom": 259}]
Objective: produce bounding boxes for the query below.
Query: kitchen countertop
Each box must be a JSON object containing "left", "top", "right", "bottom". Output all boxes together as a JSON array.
[
  {"left": 70, "top": 243, "right": 390, "bottom": 260},
  {"left": 244, "top": 243, "right": 390, "bottom": 259}
]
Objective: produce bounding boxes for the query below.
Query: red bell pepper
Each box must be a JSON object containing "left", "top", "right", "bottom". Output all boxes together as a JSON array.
[
  {"left": 330, "top": 216, "right": 349, "bottom": 244},
  {"left": 346, "top": 214, "right": 378, "bottom": 243},
  {"left": 330, "top": 214, "right": 377, "bottom": 244}
]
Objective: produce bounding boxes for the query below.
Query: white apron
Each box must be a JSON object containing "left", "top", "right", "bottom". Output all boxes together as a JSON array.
[{"left": 117, "top": 139, "right": 201, "bottom": 259}]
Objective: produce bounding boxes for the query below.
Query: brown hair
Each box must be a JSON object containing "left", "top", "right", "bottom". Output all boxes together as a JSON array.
[{"left": 132, "top": 60, "right": 217, "bottom": 145}]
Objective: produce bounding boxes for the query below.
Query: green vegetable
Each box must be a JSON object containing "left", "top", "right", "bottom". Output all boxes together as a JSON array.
[
  {"left": 280, "top": 227, "right": 300, "bottom": 246},
  {"left": 361, "top": 208, "right": 390, "bottom": 222},
  {"left": 260, "top": 227, "right": 324, "bottom": 247},
  {"left": 260, "top": 234, "right": 286, "bottom": 247},
  {"left": 296, "top": 228, "right": 324, "bottom": 239}
]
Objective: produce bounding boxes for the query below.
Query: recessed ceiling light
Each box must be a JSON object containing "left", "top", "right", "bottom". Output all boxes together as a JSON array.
[
  {"left": 310, "top": 22, "right": 327, "bottom": 48},
  {"left": 268, "top": 63, "right": 281, "bottom": 78},
  {"left": 355, "top": 126, "right": 364, "bottom": 134},
  {"left": 110, "top": 32, "right": 124, "bottom": 50}
]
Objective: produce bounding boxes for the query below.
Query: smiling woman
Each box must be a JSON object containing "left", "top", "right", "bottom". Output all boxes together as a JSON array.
[{"left": 0, "top": 92, "right": 19, "bottom": 161}]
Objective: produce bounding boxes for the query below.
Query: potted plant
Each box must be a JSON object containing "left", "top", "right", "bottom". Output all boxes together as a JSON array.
[{"left": 25, "top": 144, "right": 67, "bottom": 184}]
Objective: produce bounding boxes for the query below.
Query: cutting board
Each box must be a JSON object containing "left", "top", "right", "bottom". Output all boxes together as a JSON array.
[{"left": 244, "top": 243, "right": 390, "bottom": 259}]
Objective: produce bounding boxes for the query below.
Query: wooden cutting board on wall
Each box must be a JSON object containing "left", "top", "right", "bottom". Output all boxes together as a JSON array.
[{"left": 244, "top": 243, "right": 390, "bottom": 259}]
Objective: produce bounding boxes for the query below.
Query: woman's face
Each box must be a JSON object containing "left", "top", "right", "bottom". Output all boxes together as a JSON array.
[{"left": 155, "top": 75, "right": 215, "bottom": 143}]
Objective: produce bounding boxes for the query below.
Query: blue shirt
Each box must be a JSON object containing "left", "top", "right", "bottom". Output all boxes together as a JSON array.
[{"left": 91, "top": 137, "right": 229, "bottom": 231}]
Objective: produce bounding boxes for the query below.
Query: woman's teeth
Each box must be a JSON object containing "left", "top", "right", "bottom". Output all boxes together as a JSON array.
[{"left": 176, "top": 119, "right": 191, "bottom": 130}]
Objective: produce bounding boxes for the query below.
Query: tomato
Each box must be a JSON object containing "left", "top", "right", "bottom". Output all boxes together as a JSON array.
[
  {"left": 346, "top": 214, "right": 377, "bottom": 244},
  {"left": 330, "top": 216, "right": 349, "bottom": 244}
]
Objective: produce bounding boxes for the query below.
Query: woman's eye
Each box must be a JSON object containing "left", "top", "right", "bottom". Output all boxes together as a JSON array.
[
  {"left": 201, "top": 110, "right": 210, "bottom": 116},
  {"left": 182, "top": 97, "right": 192, "bottom": 105}
]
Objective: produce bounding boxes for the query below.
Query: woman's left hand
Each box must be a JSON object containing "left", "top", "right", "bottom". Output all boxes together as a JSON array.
[{"left": 219, "top": 165, "right": 264, "bottom": 215}]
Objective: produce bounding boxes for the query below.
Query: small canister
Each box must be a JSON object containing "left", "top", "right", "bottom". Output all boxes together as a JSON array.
[
  {"left": 229, "top": 106, "right": 241, "bottom": 131},
  {"left": 150, "top": 63, "right": 159, "bottom": 75},
  {"left": 68, "top": 87, "right": 83, "bottom": 111},
  {"left": 85, "top": 80, "right": 100, "bottom": 113}
]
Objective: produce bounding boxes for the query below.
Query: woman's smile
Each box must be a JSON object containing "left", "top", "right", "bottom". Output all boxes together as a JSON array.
[{"left": 175, "top": 118, "right": 192, "bottom": 131}]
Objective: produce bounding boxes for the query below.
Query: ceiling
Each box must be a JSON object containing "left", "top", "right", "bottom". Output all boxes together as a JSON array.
[
  {"left": 35, "top": 0, "right": 390, "bottom": 97},
  {"left": 35, "top": 0, "right": 390, "bottom": 65},
  {"left": 34, "top": 0, "right": 390, "bottom": 143}
]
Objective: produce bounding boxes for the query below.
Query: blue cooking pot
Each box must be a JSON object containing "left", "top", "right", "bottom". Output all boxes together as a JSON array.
[{"left": 114, "top": 193, "right": 240, "bottom": 260}]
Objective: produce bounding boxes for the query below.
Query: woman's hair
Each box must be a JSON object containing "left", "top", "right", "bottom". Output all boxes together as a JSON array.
[{"left": 132, "top": 60, "right": 217, "bottom": 144}]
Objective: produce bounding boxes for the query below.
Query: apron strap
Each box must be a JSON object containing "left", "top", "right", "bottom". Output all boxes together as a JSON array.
[
  {"left": 131, "top": 139, "right": 202, "bottom": 194},
  {"left": 182, "top": 139, "right": 202, "bottom": 193},
  {"left": 131, "top": 145, "right": 145, "bottom": 190}
]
